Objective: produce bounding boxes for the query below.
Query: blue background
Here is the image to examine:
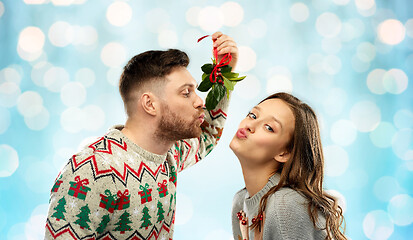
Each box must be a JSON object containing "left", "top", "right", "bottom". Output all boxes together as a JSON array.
[{"left": 0, "top": 0, "right": 412, "bottom": 239}]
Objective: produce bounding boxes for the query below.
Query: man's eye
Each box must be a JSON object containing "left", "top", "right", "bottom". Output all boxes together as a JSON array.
[{"left": 248, "top": 112, "right": 256, "bottom": 119}]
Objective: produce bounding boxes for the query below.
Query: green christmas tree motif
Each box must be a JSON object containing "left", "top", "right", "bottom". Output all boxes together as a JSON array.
[
  {"left": 51, "top": 197, "right": 67, "bottom": 221},
  {"left": 114, "top": 211, "right": 132, "bottom": 234},
  {"left": 140, "top": 206, "right": 153, "bottom": 230},
  {"left": 96, "top": 214, "right": 110, "bottom": 234},
  {"left": 74, "top": 204, "right": 91, "bottom": 230},
  {"left": 156, "top": 201, "right": 165, "bottom": 223}
]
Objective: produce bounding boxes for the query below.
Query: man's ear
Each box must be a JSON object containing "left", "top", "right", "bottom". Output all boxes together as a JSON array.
[
  {"left": 140, "top": 92, "right": 158, "bottom": 116},
  {"left": 274, "top": 151, "right": 290, "bottom": 163}
]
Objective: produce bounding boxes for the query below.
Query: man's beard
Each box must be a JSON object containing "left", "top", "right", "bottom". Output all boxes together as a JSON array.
[{"left": 155, "top": 104, "right": 202, "bottom": 142}]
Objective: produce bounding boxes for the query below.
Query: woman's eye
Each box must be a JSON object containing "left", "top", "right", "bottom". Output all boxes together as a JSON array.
[
  {"left": 265, "top": 125, "right": 274, "bottom": 132},
  {"left": 248, "top": 112, "right": 256, "bottom": 119}
]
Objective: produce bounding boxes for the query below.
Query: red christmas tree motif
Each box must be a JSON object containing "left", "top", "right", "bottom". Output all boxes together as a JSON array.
[
  {"left": 157, "top": 180, "right": 168, "bottom": 198},
  {"left": 138, "top": 183, "right": 153, "bottom": 204},
  {"left": 114, "top": 211, "right": 132, "bottom": 234}
]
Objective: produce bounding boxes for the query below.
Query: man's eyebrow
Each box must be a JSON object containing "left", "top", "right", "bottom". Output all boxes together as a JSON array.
[
  {"left": 252, "top": 106, "right": 283, "bottom": 129},
  {"left": 179, "top": 83, "right": 198, "bottom": 89}
]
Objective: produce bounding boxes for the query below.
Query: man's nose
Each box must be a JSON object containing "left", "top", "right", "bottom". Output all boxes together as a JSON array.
[{"left": 194, "top": 93, "right": 204, "bottom": 109}]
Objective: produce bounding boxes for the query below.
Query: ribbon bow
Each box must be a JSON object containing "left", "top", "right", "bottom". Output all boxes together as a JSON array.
[
  {"left": 140, "top": 183, "right": 150, "bottom": 192},
  {"left": 117, "top": 189, "right": 129, "bottom": 199},
  {"left": 103, "top": 189, "right": 116, "bottom": 201},
  {"left": 74, "top": 176, "right": 89, "bottom": 188},
  {"left": 158, "top": 180, "right": 167, "bottom": 188}
]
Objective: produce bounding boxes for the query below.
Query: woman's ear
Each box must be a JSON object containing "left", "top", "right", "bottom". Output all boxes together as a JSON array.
[
  {"left": 140, "top": 92, "right": 158, "bottom": 116},
  {"left": 274, "top": 151, "right": 290, "bottom": 163}
]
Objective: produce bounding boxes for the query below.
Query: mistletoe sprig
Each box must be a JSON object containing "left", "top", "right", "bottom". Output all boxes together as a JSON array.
[{"left": 197, "top": 35, "right": 246, "bottom": 110}]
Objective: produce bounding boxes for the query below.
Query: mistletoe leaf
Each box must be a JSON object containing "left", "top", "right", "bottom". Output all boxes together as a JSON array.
[
  {"left": 223, "top": 76, "right": 234, "bottom": 91},
  {"left": 229, "top": 76, "right": 246, "bottom": 81},
  {"left": 201, "top": 64, "right": 213, "bottom": 74},
  {"left": 220, "top": 65, "right": 232, "bottom": 73},
  {"left": 198, "top": 76, "right": 213, "bottom": 92},
  {"left": 205, "top": 84, "right": 226, "bottom": 110},
  {"left": 215, "top": 83, "right": 226, "bottom": 103},
  {"left": 222, "top": 72, "right": 239, "bottom": 79}
]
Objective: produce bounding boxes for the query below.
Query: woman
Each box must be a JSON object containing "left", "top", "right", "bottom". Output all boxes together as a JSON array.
[{"left": 230, "top": 92, "right": 346, "bottom": 240}]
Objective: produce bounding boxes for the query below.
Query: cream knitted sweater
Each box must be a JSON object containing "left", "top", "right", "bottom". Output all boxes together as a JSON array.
[
  {"left": 45, "top": 98, "right": 229, "bottom": 240},
  {"left": 232, "top": 174, "right": 327, "bottom": 240}
]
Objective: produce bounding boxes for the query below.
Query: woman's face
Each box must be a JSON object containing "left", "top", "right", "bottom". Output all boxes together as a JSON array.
[{"left": 230, "top": 98, "right": 295, "bottom": 165}]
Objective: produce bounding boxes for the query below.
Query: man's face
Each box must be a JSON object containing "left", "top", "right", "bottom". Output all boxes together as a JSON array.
[{"left": 155, "top": 67, "right": 204, "bottom": 141}]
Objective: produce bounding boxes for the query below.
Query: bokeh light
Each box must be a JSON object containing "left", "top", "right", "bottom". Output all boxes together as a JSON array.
[
  {"left": 175, "top": 193, "right": 194, "bottom": 226},
  {"left": 100, "top": 42, "right": 127, "bottom": 67},
  {"left": 290, "top": 2, "right": 310, "bottom": 23},
  {"left": 43, "top": 66, "right": 70, "bottom": 92},
  {"left": 373, "top": 176, "right": 404, "bottom": 202},
  {"left": 106, "top": 2, "right": 132, "bottom": 27},
  {"left": 247, "top": 19, "right": 267, "bottom": 39},
  {"left": 363, "top": 210, "right": 394, "bottom": 240},
  {"left": 235, "top": 46, "right": 256, "bottom": 72},
  {"left": 17, "top": 91, "right": 43, "bottom": 117},
  {"left": 394, "top": 109, "right": 413, "bottom": 129},
  {"left": 0, "top": 82, "right": 21, "bottom": 107},
  {"left": 220, "top": 2, "right": 244, "bottom": 27},
  {"left": 330, "top": 119, "right": 357, "bottom": 146},
  {"left": 382, "top": 68, "right": 408, "bottom": 94},
  {"left": 350, "top": 101, "right": 381, "bottom": 132},
  {"left": 235, "top": 74, "right": 261, "bottom": 100},
  {"left": 0, "top": 1, "right": 4, "bottom": 18},
  {"left": 48, "top": 21, "right": 73, "bottom": 47},
  {"left": 24, "top": 106, "right": 50, "bottom": 131},
  {"left": 75, "top": 68, "right": 95, "bottom": 88},
  {"left": 369, "top": 122, "right": 396, "bottom": 148},
  {"left": 387, "top": 194, "right": 413, "bottom": 226},
  {"left": 0, "top": 107, "right": 11, "bottom": 134},
  {"left": 392, "top": 129, "right": 413, "bottom": 161},
  {"left": 0, "top": 144, "right": 19, "bottom": 177},
  {"left": 316, "top": 12, "right": 342, "bottom": 38},
  {"left": 324, "top": 145, "right": 349, "bottom": 177},
  {"left": 378, "top": 19, "right": 406, "bottom": 45},
  {"left": 198, "top": 6, "right": 224, "bottom": 32},
  {"left": 367, "top": 68, "right": 387, "bottom": 94},
  {"left": 60, "top": 82, "right": 87, "bottom": 107}
]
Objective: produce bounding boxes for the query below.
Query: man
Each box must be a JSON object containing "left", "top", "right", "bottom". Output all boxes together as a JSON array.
[{"left": 45, "top": 32, "right": 238, "bottom": 239}]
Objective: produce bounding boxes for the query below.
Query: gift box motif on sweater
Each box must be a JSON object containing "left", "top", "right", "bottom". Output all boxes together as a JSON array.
[
  {"left": 169, "top": 166, "right": 177, "bottom": 187},
  {"left": 138, "top": 183, "right": 153, "bottom": 204},
  {"left": 68, "top": 176, "right": 91, "bottom": 200},
  {"left": 51, "top": 175, "right": 63, "bottom": 193},
  {"left": 99, "top": 189, "right": 118, "bottom": 213},
  {"left": 157, "top": 180, "right": 168, "bottom": 198},
  {"left": 116, "top": 189, "right": 130, "bottom": 210}
]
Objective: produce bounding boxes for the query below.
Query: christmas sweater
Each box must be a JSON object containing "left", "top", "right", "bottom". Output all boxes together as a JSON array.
[{"left": 45, "top": 97, "right": 229, "bottom": 240}]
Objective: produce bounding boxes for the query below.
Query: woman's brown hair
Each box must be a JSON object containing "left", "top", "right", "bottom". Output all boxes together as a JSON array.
[{"left": 250, "top": 92, "right": 347, "bottom": 240}]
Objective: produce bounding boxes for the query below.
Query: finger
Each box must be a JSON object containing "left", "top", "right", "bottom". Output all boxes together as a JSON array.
[
  {"left": 213, "top": 35, "right": 234, "bottom": 48},
  {"left": 211, "top": 31, "right": 223, "bottom": 41},
  {"left": 217, "top": 43, "right": 238, "bottom": 54}
]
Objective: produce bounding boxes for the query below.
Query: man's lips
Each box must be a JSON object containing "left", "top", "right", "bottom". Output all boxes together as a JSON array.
[
  {"left": 199, "top": 113, "right": 205, "bottom": 124},
  {"left": 236, "top": 128, "right": 247, "bottom": 139}
]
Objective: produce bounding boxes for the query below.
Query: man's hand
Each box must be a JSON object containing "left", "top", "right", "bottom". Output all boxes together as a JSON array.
[{"left": 211, "top": 31, "right": 239, "bottom": 71}]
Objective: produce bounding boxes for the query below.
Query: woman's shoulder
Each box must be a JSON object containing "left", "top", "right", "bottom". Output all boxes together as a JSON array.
[
  {"left": 233, "top": 187, "right": 247, "bottom": 201},
  {"left": 267, "top": 187, "right": 309, "bottom": 214}
]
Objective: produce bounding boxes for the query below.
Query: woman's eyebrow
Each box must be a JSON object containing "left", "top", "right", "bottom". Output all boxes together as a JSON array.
[{"left": 253, "top": 106, "right": 283, "bottom": 129}]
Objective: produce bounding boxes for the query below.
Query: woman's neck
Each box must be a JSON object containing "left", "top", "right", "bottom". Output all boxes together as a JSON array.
[{"left": 239, "top": 159, "right": 279, "bottom": 197}]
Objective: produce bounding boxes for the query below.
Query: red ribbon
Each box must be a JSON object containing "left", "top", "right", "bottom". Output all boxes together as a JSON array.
[
  {"left": 117, "top": 189, "right": 129, "bottom": 198},
  {"left": 74, "top": 176, "right": 89, "bottom": 188},
  {"left": 197, "top": 35, "right": 232, "bottom": 83},
  {"left": 158, "top": 180, "right": 167, "bottom": 188}
]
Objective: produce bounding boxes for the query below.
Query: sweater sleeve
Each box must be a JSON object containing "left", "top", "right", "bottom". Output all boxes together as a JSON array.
[
  {"left": 174, "top": 93, "right": 230, "bottom": 172},
  {"left": 45, "top": 153, "right": 118, "bottom": 239},
  {"left": 263, "top": 189, "right": 327, "bottom": 240}
]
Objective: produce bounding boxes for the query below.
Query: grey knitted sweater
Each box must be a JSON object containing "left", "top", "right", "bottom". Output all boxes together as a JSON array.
[{"left": 232, "top": 174, "right": 327, "bottom": 240}]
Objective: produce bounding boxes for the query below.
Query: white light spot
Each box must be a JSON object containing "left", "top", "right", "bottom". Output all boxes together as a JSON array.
[
  {"left": 0, "top": 66, "right": 22, "bottom": 84},
  {"left": 185, "top": 7, "right": 201, "bottom": 26},
  {"left": 0, "top": 82, "right": 21, "bottom": 107},
  {"left": 378, "top": 19, "right": 406, "bottom": 45},
  {"left": 382, "top": 68, "right": 408, "bottom": 94},
  {"left": 357, "top": 42, "right": 376, "bottom": 62},
  {"left": 247, "top": 19, "right": 267, "bottom": 39},
  {"left": 324, "top": 145, "right": 349, "bottom": 177},
  {"left": 323, "top": 55, "right": 342, "bottom": 75},
  {"left": 106, "top": 2, "right": 132, "bottom": 27},
  {"left": 53, "top": 147, "right": 75, "bottom": 171},
  {"left": 236, "top": 46, "right": 256, "bottom": 72},
  {"left": 107, "top": 67, "right": 122, "bottom": 86},
  {"left": 340, "top": 19, "right": 365, "bottom": 42},
  {"left": 325, "top": 189, "right": 347, "bottom": 213},
  {"left": 0, "top": 1, "right": 4, "bottom": 18},
  {"left": 367, "top": 69, "right": 386, "bottom": 94},
  {"left": 316, "top": 12, "right": 342, "bottom": 38},
  {"left": 394, "top": 109, "right": 413, "bottom": 129},
  {"left": 350, "top": 101, "right": 381, "bottom": 132},
  {"left": 24, "top": 106, "right": 49, "bottom": 130},
  {"left": 17, "top": 91, "right": 43, "bottom": 117},
  {"left": 18, "top": 27, "right": 45, "bottom": 54},
  {"left": 266, "top": 75, "right": 293, "bottom": 94},
  {"left": 25, "top": 214, "right": 46, "bottom": 240},
  {"left": 363, "top": 210, "right": 394, "bottom": 240},
  {"left": 307, "top": 53, "right": 324, "bottom": 73},
  {"left": 0, "top": 107, "right": 10, "bottom": 134},
  {"left": 369, "top": 122, "right": 397, "bottom": 148},
  {"left": 60, "top": 107, "right": 84, "bottom": 133},
  {"left": 388, "top": 194, "right": 413, "bottom": 226},
  {"left": 406, "top": 19, "right": 413, "bottom": 38},
  {"left": 43, "top": 66, "right": 70, "bottom": 92},
  {"left": 158, "top": 29, "right": 178, "bottom": 48},
  {"left": 290, "top": 2, "right": 309, "bottom": 23},
  {"left": 330, "top": 119, "right": 357, "bottom": 146},
  {"left": 48, "top": 21, "right": 74, "bottom": 47},
  {"left": 355, "top": 0, "right": 375, "bottom": 10},
  {"left": 321, "top": 37, "right": 342, "bottom": 54},
  {"left": 374, "top": 176, "right": 404, "bottom": 202},
  {"left": 392, "top": 129, "right": 413, "bottom": 161},
  {"left": 72, "top": 26, "right": 98, "bottom": 46},
  {"left": 175, "top": 193, "right": 193, "bottom": 225},
  {"left": 31, "top": 61, "right": 53, "bottom": 87},
  {"left": 235, "top": 74, "right": 261, "bottom": 100},
  {"left": 82, "top": 105, "right": 105, "bottom": 131},
  {"left": 220, "top": 2, "right": 244, "bottom": 27},
  {"left": 101, "top": 42, "right": 127, "bottom": 67},
  {"left": 75, "top": 68, "right": 95, "bottom": 87},
  {"left": 60, "top": 82, "right": 87, "bottom": 107},
  {"left": 145, "top": 8, "right": 170, "bottom": 33},
  {"left": 198, "top": 6, "right": 224, "bottom": 32},
  {"left": 0, "top": 144, "right": 19, "bottom": 177},
  {"left": 333, "top": 0, "right": 350, "bottom": 5},
  {"left": 351, "top": 55, "right": 370, "bottom": 73},
  {"left": 322, "top": 88, "right": 347, "bottom": 116}
]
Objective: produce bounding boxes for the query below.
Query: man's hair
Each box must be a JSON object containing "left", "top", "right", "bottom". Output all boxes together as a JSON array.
[{"left": 119, "top": 49, "right": 190, "bottom": 116}]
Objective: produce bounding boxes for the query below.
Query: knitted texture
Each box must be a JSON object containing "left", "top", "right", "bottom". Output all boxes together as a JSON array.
[
  {"left": 232, "top": 174, "right": 327, "bottom": 240},
  {"left": 45, "top": 97, "right": 229, "bottom": 240}
]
